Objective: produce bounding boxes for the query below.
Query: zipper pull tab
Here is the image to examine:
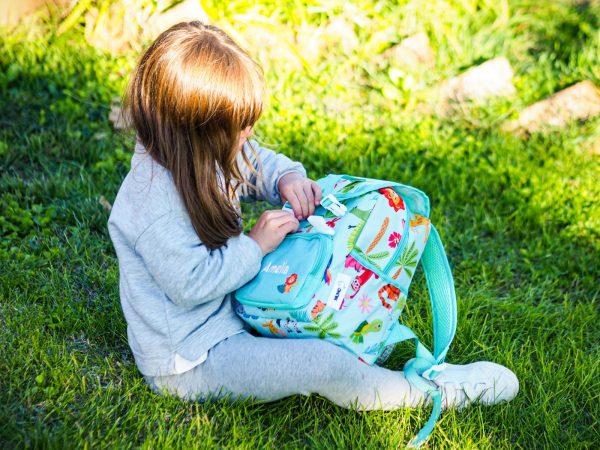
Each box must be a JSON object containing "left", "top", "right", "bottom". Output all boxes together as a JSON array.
[
  {"left": 320, "top": 194, "right": 347, "bottom": 217},
  {"left": 307, "top": 216, "right": 335, "bottom": 235}
]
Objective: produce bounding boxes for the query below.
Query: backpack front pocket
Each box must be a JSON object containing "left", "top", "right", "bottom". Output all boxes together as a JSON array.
[
  {"left": 235, "top": 234, "right": 333, "bottom": 310},
  {"left": 351, "top": 188, "right": 410, "bottom": 275}
]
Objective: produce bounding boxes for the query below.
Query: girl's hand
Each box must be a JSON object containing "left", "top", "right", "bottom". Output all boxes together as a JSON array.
[
  {"left": 278, "top": 172, "right": 322, "bottom": 219},
  {"left": 249, "top": 210, "right": 299, "bottom": 255}
]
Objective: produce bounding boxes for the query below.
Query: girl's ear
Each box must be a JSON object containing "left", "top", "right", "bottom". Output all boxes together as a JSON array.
[
  {"left": 242, "top": 126, "right": 253, "bottom": 139},
  {"left": 238, "top": 126, "right": 254, "bottom": 151}
]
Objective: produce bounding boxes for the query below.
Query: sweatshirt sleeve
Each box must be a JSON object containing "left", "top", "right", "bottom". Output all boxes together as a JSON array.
[
  {"left": 236, "top": 139, "right": 307, "bottom": 205},
  {"left": 134, "top": 212, "right": 264, "bottom": 308}
]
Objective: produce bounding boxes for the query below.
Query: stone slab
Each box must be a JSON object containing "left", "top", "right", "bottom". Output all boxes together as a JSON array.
[
  {"left": 382, "top": 32, "right": 435, "bottom": 68},
  {"left": 0, "top": 0, "right": 69, "bottom": 27},
  {"left": 503, "top": 80, "right": 600, "bottom": 134},
  {"left": 83, "top": 0, "right": 208, "bottom": 54},
  {"left": 438, "top": 57, "right": 516, "bottom": 108}
]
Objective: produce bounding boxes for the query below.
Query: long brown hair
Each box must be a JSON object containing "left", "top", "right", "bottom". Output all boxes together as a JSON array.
[{"left": 125, "top": 21, "right": 264, "bottom": 250}]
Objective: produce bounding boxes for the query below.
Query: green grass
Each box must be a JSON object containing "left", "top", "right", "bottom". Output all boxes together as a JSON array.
[{"left": 1, "top": 0, "right": 599, "bottom": 448}]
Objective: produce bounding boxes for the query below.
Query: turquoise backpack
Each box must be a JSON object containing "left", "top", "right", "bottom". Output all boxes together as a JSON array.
[{"left": 235, "top": 174, "right": 457, "bottom": 447}]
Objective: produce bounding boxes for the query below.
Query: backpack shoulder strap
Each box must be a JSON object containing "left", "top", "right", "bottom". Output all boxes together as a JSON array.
[
  {"left": 404, "top": 224, "right": 458, "bottom": 447},
  {"left": 422, "top": 223, "right": 458, "bottom": 362}
]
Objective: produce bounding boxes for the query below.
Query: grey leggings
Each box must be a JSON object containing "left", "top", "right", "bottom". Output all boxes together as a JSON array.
[{"left": 146, "top": 332, "right": 426, "bottom": 410}]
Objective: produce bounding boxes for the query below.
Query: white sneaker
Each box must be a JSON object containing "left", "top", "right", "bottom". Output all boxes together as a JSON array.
[{"left": 431, "top": 361, "right": 519, "bottom": 409}]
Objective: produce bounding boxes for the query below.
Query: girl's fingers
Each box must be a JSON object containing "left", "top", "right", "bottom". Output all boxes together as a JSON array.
[
  {"left": 289, "top": 189, "right": 307, "bottom": 219},
  {"left": 262, "top": 210, "right": 295, "bottom": 222},
  {"left": 284, "top": 192, "right": 302, "bottom": 219},
  {"left": 279, "top": 178, "right": 322, "bottom": 218},
  {"left": 302, "top": 183, "right": 315, "bottom": 216},
  {"left": 279, "top": 216, "right": 299, "bottom": 234},
  {"left": 297, "top": 187, "right": 309, "bottom": 218},
  {"left": 267, "top": 211, "right": 299, "bottom": 228},
  {"left": 311, "top": 181, "right": 322, "bottom": 206}
]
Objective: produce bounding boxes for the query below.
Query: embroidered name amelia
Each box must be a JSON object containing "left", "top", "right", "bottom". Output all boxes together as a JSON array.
[{"left": 261, "top": 261, "right": 289, "bottom": 274}]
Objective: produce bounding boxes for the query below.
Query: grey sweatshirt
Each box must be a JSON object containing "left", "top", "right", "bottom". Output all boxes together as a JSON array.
[{"left": 108, "top": 140, "right": 306, "bottom": 376}]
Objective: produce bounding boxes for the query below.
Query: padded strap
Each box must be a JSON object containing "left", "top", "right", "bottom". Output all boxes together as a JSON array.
[
  {"left": 403, "top": 224, "right": 458, "bottom": 447},
  {"left": 422, "top": 224, "right": 458, "bottom": 362}
]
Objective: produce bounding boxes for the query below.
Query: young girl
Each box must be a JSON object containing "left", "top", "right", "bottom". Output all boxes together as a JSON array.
[{"left": 108, "top": 21, "right": 518, "bottom": 423}]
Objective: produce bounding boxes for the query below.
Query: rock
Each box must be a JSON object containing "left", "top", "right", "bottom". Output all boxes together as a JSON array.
[
  {"left": 503, "top": 81, "right": 600, "bottom": 134},
  {"left": 438, "top": 57, "right": 516, "bottom": 111},
  {"left": 82, "top": 0, "right": 208, "bottom": 54},
  {"left": 0, "top": 0, "right": 70, "bottom": 27},
  {"left": 382, "top": 32, "right": 435, "bottom": 68}
]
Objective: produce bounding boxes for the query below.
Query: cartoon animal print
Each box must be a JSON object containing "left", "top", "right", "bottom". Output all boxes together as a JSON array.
[
  {"left": 323, "top": 255, "right": 333, "bottom": 285},
  {"left": 262, "top": 320, "right": 286, "bottom": 337},
  {"left": 311, "top": 300, "right": 326, "bottom": 319},
  {"left": 410, "top": 215, "right": 431, "bottom": 241},
  {"left": 350, "top": 267, "right": 379, "bottom": 299},
  {"left": 378, "top": 284, "right": 401, "bottom": 310},
  {"left": 277, "top": 273, "right": 298, "bottom": 293},
  {"left": 276, "top": 318, "right": 303, "bottom": 334},
  {"left": 350, "top": 319, "right": 383, "bottom": 344},
  {"left": 378, "top": 187, "right": 405, "bottom": 212},
  {"left": 344, "top": 253, "right": 364, "bottom": 271},
  {"left": 344, "top": 254, "right": 380, "bottom": 299}
]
